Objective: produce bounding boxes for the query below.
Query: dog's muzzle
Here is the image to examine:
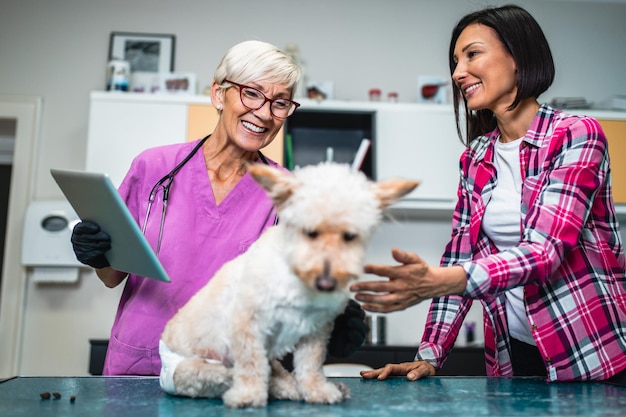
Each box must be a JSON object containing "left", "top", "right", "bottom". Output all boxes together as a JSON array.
[{"left": 315, "top": 260, "right": 337, "bottom": 292}]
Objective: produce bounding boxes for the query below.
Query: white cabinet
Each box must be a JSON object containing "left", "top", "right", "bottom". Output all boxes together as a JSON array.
[
  {"left": 85, "top": 93, "right": 626, "bottom": 219},
  {"left": 86, "top": 93, "right": 465, "bottom": 213},
  {"left": 87, "top": 92, "right": 198, "bottom": 186},
  {"left": 287, "top": 99, "right": 465, "bottom": 214},
  {"left": 375, "top": 104, "right": 463, "bottom": 207},
  {"left": 86, "top": 91, "right": 281, "bottom": 187}
]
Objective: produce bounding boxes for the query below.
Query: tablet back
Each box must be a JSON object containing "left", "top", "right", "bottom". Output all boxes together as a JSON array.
[{"left": 50, "top": 168, "right": 171, "bottom": 282}]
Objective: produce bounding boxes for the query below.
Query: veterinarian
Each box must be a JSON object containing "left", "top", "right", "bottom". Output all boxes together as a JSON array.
[
  {"left": 351, "top": 4, "right": 626, "bottom": 385},
  {"left": 71, "top": 40, "right": 368, "bottom": 375}
]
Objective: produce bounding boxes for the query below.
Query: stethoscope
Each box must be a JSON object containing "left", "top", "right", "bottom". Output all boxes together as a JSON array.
[{"left": 141, "top": 134, "right": 275, "bottom": 255}]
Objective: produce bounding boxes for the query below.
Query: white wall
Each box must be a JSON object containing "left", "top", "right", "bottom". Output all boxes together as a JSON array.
[
  {"left": 1, "top": 0, "right": 625, "bottom": 376},
  {"left": 2, "top": 0, "right": 626, "bottom": 197}
]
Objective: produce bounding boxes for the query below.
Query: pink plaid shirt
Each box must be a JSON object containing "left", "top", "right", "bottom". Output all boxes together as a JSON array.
[{"left": 416, "top": 104, "right": 626, "bottom": 382}]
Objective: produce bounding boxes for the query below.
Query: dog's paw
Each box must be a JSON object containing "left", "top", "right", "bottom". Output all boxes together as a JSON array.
[
  {"left": 334, "top": 381, "right": 351, "bottom": 399},
  {"left": 303, "top": 381, "right": 350, "bottom": 404},
  {"left": 269, "top": 374, "right": 302, "bottom": 401},
  {"left": 223, "top": 385, "right": 268, "bottom": 408}
]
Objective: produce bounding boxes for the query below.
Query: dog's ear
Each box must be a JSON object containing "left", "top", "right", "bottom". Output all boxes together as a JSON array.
[
  {"left": 371, "top": 179, "right": 421, "bottom": 209},
  {"left": 247, "top": 163, "right": 299, "bottom": 207}
]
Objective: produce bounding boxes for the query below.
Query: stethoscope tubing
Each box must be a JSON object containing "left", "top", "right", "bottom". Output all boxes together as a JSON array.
[
  {"left": 141, "top": 135, "right": 209, "bottom": 254},
  {"left": 141, "top": 134, "right": 277, "bottom": 255}
]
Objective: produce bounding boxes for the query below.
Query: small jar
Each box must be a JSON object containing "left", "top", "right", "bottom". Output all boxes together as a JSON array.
[
  {"left": 106, "top": 59, "right": 130, "bottom": 92},
  {"left": 368, "top": 88, "right": 381, "bottom": 102},
  {"left": 387, "top": 92, "right": 398, "bottom": 103}
]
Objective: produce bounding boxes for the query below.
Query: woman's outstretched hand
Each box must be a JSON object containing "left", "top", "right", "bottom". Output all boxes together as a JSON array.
[{"left": 351, "top": 247, "right": 467, "bottom": 313}]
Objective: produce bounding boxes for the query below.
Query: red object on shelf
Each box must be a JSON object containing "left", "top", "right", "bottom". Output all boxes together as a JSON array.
[
  {"left": 421, "top": 84, "right": 441, "bottom": 99},
  {"left": 369, "top": 88, "right": 382, "bottom": 101}
]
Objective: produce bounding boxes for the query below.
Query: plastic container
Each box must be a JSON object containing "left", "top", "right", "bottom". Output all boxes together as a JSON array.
[
  {"left": 368, "top": 88, "right": 382, "bottom": 102},
  {"left": 106, "top": 59, "right": 130, "bottom": 92}
]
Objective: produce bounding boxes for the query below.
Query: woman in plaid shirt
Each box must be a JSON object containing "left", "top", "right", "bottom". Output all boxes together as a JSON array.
[{"left": 352, "top": 5, "right": 626, "bottom": 384}]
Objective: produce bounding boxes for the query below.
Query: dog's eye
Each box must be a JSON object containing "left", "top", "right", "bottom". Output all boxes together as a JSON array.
[
  {"left": 304, "top": 229, "right": 318, "bottom": 239},
  {"left": 343, "top": 232, "right": 357, "bottom": 242}
]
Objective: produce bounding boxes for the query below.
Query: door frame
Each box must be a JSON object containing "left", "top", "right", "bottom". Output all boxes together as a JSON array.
[{"left": 0, "top": 95, "right": 42, "bottom": 377}]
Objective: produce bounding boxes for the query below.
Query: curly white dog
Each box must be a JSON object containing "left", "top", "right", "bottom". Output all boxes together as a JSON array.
[{"left": 159, "top": 162, "right": 418, "bottom": 408}]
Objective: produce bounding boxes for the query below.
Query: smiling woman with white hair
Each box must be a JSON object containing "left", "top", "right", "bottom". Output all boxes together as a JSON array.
[{"left": 70, "top": 40, "right": 369, "bottom": 375}]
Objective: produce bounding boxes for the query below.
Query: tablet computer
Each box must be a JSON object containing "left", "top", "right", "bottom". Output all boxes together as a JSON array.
[{"left": 50, "top": 168, "right": 171, "bottom": 282}]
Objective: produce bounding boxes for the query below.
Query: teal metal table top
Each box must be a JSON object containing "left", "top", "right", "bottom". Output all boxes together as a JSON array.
[{"left": 0, "top": 376, "right": 624, "bottom": 416}]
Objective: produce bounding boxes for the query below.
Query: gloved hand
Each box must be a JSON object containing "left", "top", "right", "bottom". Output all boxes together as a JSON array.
[
  {"left": 327, "top": 299, "right": 370, "bottom": 357},
  {"left": 71, "top": 221, "right": 111, "bottom": 269}
]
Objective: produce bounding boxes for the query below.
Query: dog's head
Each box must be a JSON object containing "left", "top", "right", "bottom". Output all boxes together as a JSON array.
[{"left": 248, "top": 162, "right": 419, "bottom": 294}]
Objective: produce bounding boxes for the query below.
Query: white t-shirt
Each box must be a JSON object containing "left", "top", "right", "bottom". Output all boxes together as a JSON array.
[{"left": 482, "top": 137, "right": 535, "bottom": 345}]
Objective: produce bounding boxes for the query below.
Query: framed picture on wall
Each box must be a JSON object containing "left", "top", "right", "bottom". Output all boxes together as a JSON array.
[{"left": 108, "top": 32, "right": 175, "bottom": 73}]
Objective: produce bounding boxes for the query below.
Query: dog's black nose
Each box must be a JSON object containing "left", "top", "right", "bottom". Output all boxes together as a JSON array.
[
  {"left": 315, "top": 276, "right": 337, "bottom": 292},
  {"left": 316, "top": 260, "right": 336, "bottom": 291}
]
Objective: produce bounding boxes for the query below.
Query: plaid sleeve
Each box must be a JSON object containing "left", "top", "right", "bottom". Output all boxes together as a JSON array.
[
  {"left": 416, "top": 148, "right": 475, "bottom": 368},
  {"left": 465, "top": 117, "right": 611, "bottom": 299}
]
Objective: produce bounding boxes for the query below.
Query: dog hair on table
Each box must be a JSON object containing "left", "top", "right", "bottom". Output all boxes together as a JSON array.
[{"left": 159, "top": 162, "right": 419, "bottom": 408}]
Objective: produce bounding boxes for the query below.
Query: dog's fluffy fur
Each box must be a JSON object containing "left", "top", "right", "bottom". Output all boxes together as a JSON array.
[{"left": 159, "top": 162, "right": 418, "bottom": 408}]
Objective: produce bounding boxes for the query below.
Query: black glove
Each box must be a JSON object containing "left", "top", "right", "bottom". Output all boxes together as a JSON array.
[
  {"left": 71, "top": 221, "right": 111, "bottom": 269},
  {"left": 327, "top": 299, "right": 370, "bottom": 357}
]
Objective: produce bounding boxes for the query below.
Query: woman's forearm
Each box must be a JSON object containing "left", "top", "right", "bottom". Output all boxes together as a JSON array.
[{"left": 96, "top": 267, "right": 128, "bottom": 288}]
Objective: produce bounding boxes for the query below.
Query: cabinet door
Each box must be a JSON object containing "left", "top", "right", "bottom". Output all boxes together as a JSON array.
[
  {"left": 187, "top": 104, "right": 284, "bottom": 165},
  {"left": 376, "top": 106, "right": 465, "bottom": 203},
  {"left": 598, "top": 119, "right": 626, "bottom": 204},
  {"left": 187, "top": 104, "right": 219, "bottom": 141},
  {"left": 87, "top": 98, "right": 187, "bottom": 187}
]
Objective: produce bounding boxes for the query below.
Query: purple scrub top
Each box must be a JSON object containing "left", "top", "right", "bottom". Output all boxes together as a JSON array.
[{"left": 103, "top": 138, "right": 281, "bottom": 375}]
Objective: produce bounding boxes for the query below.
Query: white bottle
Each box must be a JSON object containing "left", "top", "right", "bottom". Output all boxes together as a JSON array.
[{"left": 106, "top": 59, "right": 130, "bottom": 92}]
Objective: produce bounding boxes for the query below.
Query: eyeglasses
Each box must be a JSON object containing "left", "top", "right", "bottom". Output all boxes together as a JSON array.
[{"left": 224, "top": 79, "right": 300, "bottom": 119}]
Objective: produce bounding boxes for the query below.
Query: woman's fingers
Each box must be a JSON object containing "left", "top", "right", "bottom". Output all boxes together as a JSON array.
[
  {"left": 353, "top": 290, "right": 417, "bottom": 313},
  {"left": 360, "top": 362, "right": 435, "bottom": 381},
  {"left": 391, "top": 247, "right": 422, "bottom": 264},
  {"left": 406, "top": 361, "right": 436, "bottom": 380},
  {"left": 363, "top": 262, "right": 398, "bottom": 278}
]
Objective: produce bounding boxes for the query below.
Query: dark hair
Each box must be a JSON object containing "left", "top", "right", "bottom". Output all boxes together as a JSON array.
[{"left": 449, "top": 4, "right": 555, "bottom": 146}]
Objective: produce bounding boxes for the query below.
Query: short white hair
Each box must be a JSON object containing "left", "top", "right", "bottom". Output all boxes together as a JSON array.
[{"left": 214, "top": 40, "right": 301, "bottom": 97}]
